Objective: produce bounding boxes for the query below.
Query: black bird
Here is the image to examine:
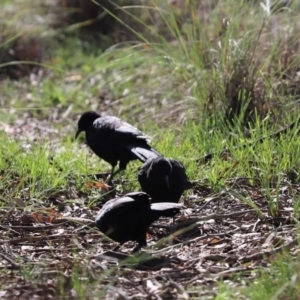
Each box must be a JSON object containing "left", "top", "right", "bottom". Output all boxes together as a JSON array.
[
  {"left": 95, "top": 192, "right": 182, "bottom": 251},
  {"left": 75, "top": 111, "right": 161, "bottom": 181},
  {"left": 138, "top": 157, "right": 193, "bottom": 203}
]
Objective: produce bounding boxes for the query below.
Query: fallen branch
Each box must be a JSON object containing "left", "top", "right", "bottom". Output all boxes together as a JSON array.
[
  {"left": 151, "top": 228, "right": 240, "bottom": 255},
  {"left": 183, "top": 238, "right": 299, "bottom": 264},
  {"left": 0, "top": 252, "right": 21, "bottom": 270},
  {"left": 0, "top": 234, "right": 74, "bottom": 245},
  {"left": 52, "top": 217, "right": 95, "bottom": 226},
  {"left": 239, "top": 237, "right": 299, "bottom": 263},
  {"left": 213, "top": 266, "right": 257, "bottom": 279},
  {"left": 170, "top": 209, "right": 261, "bottom": 233},
  {"left": 0, "top": 224, "right": 59, "bottom": 231}
]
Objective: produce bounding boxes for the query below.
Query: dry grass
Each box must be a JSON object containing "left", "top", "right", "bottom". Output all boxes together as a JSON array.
[{"left": 1, "top": 0, "right": 300, "bottom": 125}]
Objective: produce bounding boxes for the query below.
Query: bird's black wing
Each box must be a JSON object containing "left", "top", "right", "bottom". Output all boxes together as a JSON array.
[
  {"left": 107, "top": 117, "right": 162, "bottom": 161},
  {"left": 93, "top": 116, "right": 161, "bottom": 162},
  {"left": 95, "top": 192, "right": 150, "bottom": 222},
  {"left": 94, "top": 116, "right": 148, "bottom": 141},
  {"left": 95, "top": 196, "right": 134, "bottom": 226},
  {"left": 130, "top": 146, "right": 161, "bottom": 162}
]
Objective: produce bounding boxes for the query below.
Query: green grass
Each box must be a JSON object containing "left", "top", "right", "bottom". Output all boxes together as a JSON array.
[{"left": 1, "top": 0, "right": 300, "bottom": 298}]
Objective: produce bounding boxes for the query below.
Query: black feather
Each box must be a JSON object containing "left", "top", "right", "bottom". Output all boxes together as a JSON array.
[
  {"left": 75, "top": 111, "right": 161, "bottom": 180},
  {"left": 138, "top": 157, "right": 193, "bottom": 203},
  {"left": 95, "top": 192, "right": 182, "bottom": 250}
]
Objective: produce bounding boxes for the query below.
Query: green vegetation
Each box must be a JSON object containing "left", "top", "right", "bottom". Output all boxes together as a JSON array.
[{"left": 1, "top": 0, "right": 300, "bottom": 298}]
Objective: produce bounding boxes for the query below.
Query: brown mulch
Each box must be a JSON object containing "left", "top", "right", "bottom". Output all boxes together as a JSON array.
[
  {"left": 0, "top": 108, "right": 299, "bottom": 299},
  {"left": 0, "top": 172, "right": 299, "bottom": 299}
]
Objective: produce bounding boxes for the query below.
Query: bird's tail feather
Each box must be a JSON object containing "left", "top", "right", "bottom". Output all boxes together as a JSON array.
[
  {"left": 151, "top": 203, "right": 182, "bottom": 217},
  {"left": 131, "top": 147, "right": 161, "bottom": 162}
]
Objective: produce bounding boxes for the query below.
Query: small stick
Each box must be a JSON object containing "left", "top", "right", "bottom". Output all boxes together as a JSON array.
[{"left": 0, "top": 253, "right": 21, "bottom": 270}]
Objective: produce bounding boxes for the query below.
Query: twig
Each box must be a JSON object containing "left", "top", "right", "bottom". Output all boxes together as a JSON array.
[
  {"left": 191, "top": 238, "right": 299, "bottom": 264},
  {"left": 52, "top": 217, "right": 95, "bottom": 226},
  {"left": 201, "top": 254, "right": 231, "bottom": 262},
  {"left": 252, "top": 218, "right": 261, "bottom": 232},
  {"left": 197, "top": 196, "right": 219, "bottom": 211},
  {"left": 170, "top": 209, "right": 261, "bottom": 232},
  {"left": 0, "top": 252, "right": 21, "bottom": 270},
  {"left": 151, "top": 228, "right": 240, "bottom": 255},
  {"left": 239, "top": 238, "right": 299, "bottom": 263},
  {"left": 197, "top": 238, "right": 299, "bottom": 264},
  {"left": 0, "top": 234, "right": 74, "bottom": 245},
  {"left": 210, "top": 266, "right": 257, "bottom": 281},
  {"left": 0, "top": 225, "right": 59, "bottom": 231}
]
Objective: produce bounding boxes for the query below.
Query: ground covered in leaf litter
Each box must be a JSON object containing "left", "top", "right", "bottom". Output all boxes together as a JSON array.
[{"left": 0, "top": 118, "right": 299, "bottom": 299}]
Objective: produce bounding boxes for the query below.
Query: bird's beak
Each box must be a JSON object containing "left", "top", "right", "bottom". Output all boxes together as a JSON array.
[
  {"left": 75, "top": 129, "right": 82, "bottom": 140},
  {"left": 163, "top": 175, "right": 170, "bottom": 189}
]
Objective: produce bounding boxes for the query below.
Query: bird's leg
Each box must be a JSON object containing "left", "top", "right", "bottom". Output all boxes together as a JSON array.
[
  {"left": 110, "top": 168, "right": 123, "bottom": 179},
  {"left": 108, "top": 162, "right": 126, "bottom": 184},
  {"left": 106, "top": 165, "right": 116, "bottom": 185}
]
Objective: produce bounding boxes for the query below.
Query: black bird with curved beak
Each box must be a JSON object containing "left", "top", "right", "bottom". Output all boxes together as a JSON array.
[
  {"left": 138, "top": 157, "right": 193, "bottom": 203},
  {"left": 75, "top": 111, "right": 161, "bottom": 182},
  {"left": 95, "top": 192, "right": 182, "bottom": 252}
]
